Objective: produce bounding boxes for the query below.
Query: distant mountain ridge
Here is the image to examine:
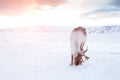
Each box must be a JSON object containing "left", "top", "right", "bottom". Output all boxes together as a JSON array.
[
  {"left": 87, "top": 25, "right": 120, "bottom": 34},
  {"left": 0, "top": 26, "right": 53, "bottom": 32},
  {"left": 0, "top": 25, "right": 120, "bottom": 34}
]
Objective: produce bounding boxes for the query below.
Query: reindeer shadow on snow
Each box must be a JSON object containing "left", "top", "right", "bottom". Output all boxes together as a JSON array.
[{"left": 70, "top": 27, "right": 89, "bottom": 66}]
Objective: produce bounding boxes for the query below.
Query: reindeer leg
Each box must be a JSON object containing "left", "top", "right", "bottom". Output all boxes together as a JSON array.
[{"left": 70, "top": 54, "right": 73, "bottom": 66}]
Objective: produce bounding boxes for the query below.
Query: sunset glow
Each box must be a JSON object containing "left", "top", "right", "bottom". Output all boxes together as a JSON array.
[
  {"left": 40, "top": 5, "right": 53, "bottom": 10},
  {"left": 0, "top": 0, "right": 120, "bottom": 29},
  {"left": 0, "top": 4, "right": 82, "bottom": 28}
]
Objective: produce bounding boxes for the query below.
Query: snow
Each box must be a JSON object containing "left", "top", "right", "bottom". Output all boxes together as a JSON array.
[{"left": 0, "top": 26, "right": 120, "bottom": 80}]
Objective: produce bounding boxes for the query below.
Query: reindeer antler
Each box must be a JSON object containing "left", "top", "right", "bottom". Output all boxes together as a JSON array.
[
  {"left": 80, "top": 43, "right": 85, "bottom": 51},
  {"left": 83, "top": 46, "right": 88, "bottom": 53},
  {"left": 81, "top": 46, "right": 89, "bottom": 61}
]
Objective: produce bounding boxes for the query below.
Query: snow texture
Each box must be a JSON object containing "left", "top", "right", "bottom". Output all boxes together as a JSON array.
[{"left": 0, "top": 26, "right": 120, "bottom": 80}]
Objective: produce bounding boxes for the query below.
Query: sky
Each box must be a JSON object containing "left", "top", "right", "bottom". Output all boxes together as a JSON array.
[{"left": 0, "top": 0, "right": 120, "bottom": 28}]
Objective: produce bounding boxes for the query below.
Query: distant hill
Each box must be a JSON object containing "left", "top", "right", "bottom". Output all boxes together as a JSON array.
[
  {"left": 0, "top": 26, "right": 53, "bottom": 32},
  {"left": 0, "top": 25, "right": 120, "bottom": 34},
  {"left": 87, "top": 25, "right": 120, "bottom": 34}
]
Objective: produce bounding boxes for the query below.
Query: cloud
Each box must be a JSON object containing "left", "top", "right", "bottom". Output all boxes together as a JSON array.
[
  {"left": 110, "top": 0, "right": 120, "bottom": 7},
  {"left": 0, "top": 0, "right": 65, "bottom": 16},
  {"left": 65, "top": 0, "right": 114, "bottom": 12},
  {"left": 81, "top": 11, "right": 120, "bottom": 19},
  {"left": 36, "top": 0, "right": 65, "bottom": 6},
  {"left": 0, "top": 0, "right": 119, "bottom": 16},
  {"left": 0, "top": 0, "right": 35, "bottom": 15},
  {"left": 78, "top": 0, "right": 120, "bottom": 19}
]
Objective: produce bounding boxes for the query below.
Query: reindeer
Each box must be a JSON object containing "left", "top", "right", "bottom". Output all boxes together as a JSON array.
[{"left": 70, "top": 27, "right": 89, "bottom": 66}]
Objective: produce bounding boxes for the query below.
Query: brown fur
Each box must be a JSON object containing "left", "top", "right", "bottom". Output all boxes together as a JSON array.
[
  {"left": 70, "top": 26, "right": 89, "bottom": 66},
  {"left": 74, "top": 53, "right": 89, "bottom": 65},
  {"left": 73, "top": 26, "right": 87, "bottom": 35},
  {"left": 75, "top": 53, "right": 83, "bottom": 65}
]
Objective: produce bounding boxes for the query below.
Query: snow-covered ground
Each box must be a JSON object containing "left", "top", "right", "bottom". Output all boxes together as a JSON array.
[{"left": 0, "top": 26, "right": 120, "bottom": 80}]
